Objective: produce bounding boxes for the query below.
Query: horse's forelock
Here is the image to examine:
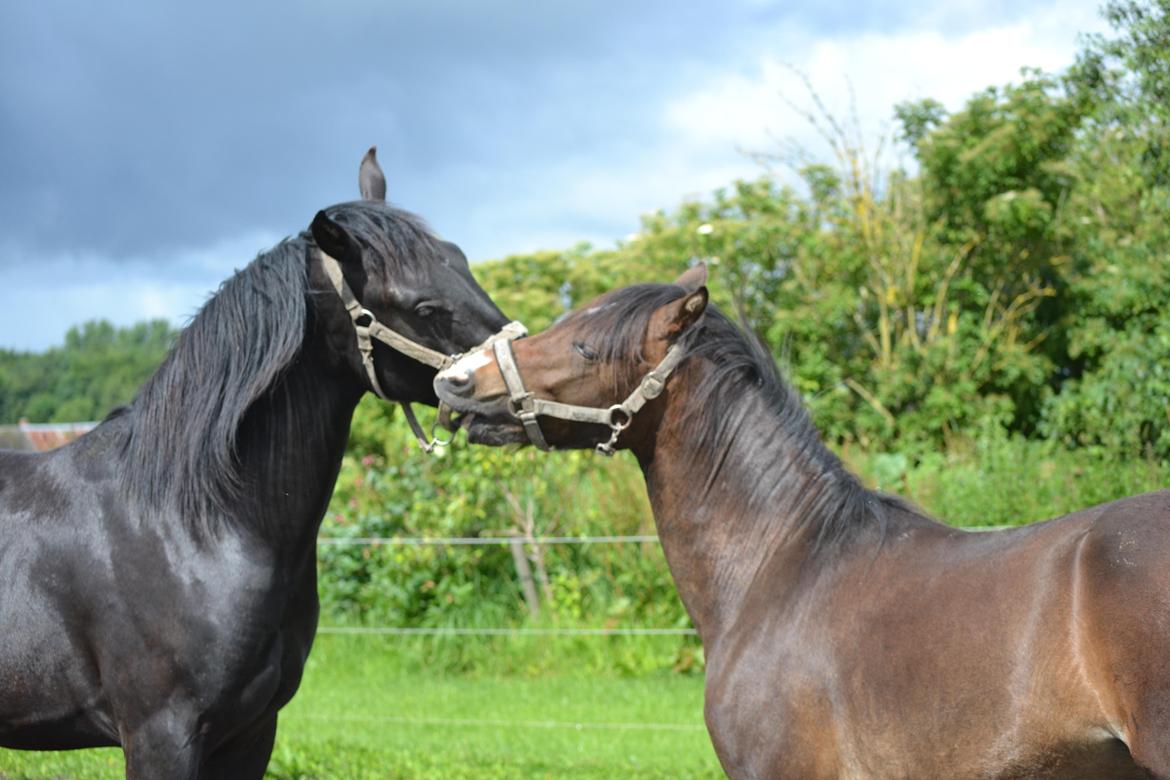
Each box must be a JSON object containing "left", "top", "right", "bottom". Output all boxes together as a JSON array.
[
  {"left": 574, "top": 284, "right": 690, "bottom": 392},
  {"left": 326, "top": 201, "right": 444, "bottom": 285}
]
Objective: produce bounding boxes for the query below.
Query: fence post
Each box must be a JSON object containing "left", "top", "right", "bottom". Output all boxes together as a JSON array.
[
  {"left": 521, "top": 497, "right": 554, "bottom": 604},
  {"left": 509, "top": 538, "right": 541, "bottom": 617}
]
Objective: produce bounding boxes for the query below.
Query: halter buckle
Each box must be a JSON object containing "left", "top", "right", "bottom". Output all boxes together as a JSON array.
[
  {"left": 509, "top": 392, "right": 537, "bottom": 417},
  {"left": 641, "top": 374, "right": 666, "bottom": 400},
  {"left": 593, "top": 405, "right": 632, "bottom": 456},
  {"left": 596, "top": 429, "right": 622, "bottom": 456}
]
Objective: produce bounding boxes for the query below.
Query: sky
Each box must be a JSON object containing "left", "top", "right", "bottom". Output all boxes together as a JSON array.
[{"left": 0, "top": 0, "right": 1108, "bottom": 351}]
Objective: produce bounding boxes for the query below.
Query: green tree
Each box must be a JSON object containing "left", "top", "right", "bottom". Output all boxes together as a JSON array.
[
  {"left": 0, "top": 320, "right": 176, "bottom": 423},
  {"left": 1036, "top": 0, "right": 1170, "bottom": 459}
]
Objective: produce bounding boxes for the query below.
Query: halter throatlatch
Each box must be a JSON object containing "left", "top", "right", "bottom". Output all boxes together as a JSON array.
[
  {"left": 492, "top": 339, "right": 688, "bottom": 456},
  {"left": 320, "top": 249, "right": 527, "bottom": 452}
]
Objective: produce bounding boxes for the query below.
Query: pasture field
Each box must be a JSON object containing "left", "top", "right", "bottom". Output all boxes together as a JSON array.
[
  {"left": 4, "top": 437, "right": 1167, "bottom": 779},
  {"left": 0, "top": 635, "right": 720, "bottom": 779}
]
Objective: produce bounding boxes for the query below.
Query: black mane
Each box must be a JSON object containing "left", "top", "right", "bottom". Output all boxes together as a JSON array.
[
  {"left": 122, "top": 238, "right": 311, "bottom": 525},
  {"left": 584, "top": 282, "right": 907, "bottom": 552},
  {"left": 120, "top": 202, "right": 444, "bottom": 529}
]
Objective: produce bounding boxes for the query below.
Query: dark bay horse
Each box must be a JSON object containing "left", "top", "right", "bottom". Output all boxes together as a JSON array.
[
  {"left": 435, "top": 265, "right": 1170, "bottom": 779},
  {"left": 0, "top": 149, "right": 511, "bottom": 778}
]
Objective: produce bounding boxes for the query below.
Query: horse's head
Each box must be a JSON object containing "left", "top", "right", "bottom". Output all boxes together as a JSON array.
[
  {"left": 309, "top": 147, "right": 511, "bottom": 406},
  {"left": 434, "top": 265, "right": 708, "bottom": 451}
]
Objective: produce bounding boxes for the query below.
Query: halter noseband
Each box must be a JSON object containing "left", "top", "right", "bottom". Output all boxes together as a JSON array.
[
  {"left": 492, "top": 338, "right": 688, "bottom": 455},
  {"left": 320, "top": 249, "right": 527, "bottom": 452}
]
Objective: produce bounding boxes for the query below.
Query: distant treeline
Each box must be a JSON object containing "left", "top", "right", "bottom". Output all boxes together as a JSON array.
[{"left": 0, "top": 320, "right": 176, "bottom": 424}]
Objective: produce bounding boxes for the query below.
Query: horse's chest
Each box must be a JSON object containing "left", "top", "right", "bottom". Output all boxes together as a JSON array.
[
  {"left": 206, "top": 626, "right": 305, "bottom": 725},
  {"left": 96, "top": 553, "right": 318, "bottom": 730},
  {"left": 185, "top": 582, "right": 317, "bottom": 709},
  {"left": 703, "top": 638, "right": 843, "bottom": 779}
]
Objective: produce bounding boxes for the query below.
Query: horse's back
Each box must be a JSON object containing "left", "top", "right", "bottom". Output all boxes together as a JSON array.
[
  {"left": 0, "top": 447, "right": 52, "bottom": 523},
  {"left": 0, "top": 414, "right": 127, "bottom": 515},
  {"left": 0, "top": 423, "right": 127, "bottom": 748},
  {"left": 1078, "top": 488, "right": 1170, "bottom": 560},
  {"left": 1066, "top": 490, "right": 1170, "bottom": 761}
]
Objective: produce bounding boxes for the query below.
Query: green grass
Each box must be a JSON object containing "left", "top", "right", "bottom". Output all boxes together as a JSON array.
[{"left": 0, "top": 636, "right": 721, "bottom": 779}]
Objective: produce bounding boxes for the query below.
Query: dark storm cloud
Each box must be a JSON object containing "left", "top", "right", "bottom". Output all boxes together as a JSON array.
[
  {"left": 0, "top": 1, "right": 741, "bottom": 262},
  {"left": 0, "top": 0, "right": 1052, "bottom": 266}
]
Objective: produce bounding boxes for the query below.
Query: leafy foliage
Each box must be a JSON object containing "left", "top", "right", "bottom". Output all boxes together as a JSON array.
[{"left": 320, "top": 0, "right": 1170, "bottom": 671}]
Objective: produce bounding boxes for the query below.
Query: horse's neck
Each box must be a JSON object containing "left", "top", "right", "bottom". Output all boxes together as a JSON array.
[
  {"left": 634, "top": 368, "right": 862, "bottom": 646},
  {"left": 232, "top": 341, "right": 363, "bottom": 550}
]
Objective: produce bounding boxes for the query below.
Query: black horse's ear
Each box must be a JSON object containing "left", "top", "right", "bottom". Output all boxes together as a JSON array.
[
  {"left": 674, "top": 263, "right": 707, "bottom": 293},
  {"left": 311, "top": 210, "right": 359, "bottom": 262},
  {"left": 359, "top": 146, "right": 387, "bottom": 201},
  {"left": 439, "top": 240, "right": 470, "bottom": 270}
]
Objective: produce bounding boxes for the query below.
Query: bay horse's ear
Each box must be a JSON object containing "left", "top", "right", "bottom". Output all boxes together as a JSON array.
[
  {"left": 674, "top": 263, "right": 707, "bottom": 293},
  {"left": 311, "top": 210, "right": 359, "bottom": 262},
  {"left": 359, "top": 146, "right": 387, "bottom": 201},
  {"left": 652, "top": 287, "right": 709, "bottom": 342}
]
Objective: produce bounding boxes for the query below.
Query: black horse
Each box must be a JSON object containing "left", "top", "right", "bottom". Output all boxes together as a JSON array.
[{"left": 0, "top": 149, "right": 510, "bottom": 778}]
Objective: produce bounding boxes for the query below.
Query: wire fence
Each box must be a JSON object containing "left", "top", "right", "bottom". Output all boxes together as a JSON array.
[
  {"left": 283, "top": 712, "right": 707, "bottom": 732},
  {"left": 317, "top": 626, "right": 697, "bottom": 636},
  {"left": 316, "top": 525, "right": 1009, "bottom": 548},
  {"left": 317, "top": 533, "right": 661, "bottom": 547},
  {"left": 314, "top": 525, "right": 1012, "bottom": 638},
  {"left": 317, "top": 531, "right": 684, "bottom": 638},
  {"left": 303, "top": 524, "right": 1022, "bottom": 738}
]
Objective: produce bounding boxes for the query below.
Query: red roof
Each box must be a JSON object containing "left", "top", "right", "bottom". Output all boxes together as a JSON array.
[{"left": 7, "top": 420, "right": 98, "bottom": 452}]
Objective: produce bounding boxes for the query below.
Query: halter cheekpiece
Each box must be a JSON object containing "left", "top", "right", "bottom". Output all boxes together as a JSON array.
[
  {"left": 492, "top": 338, "right": 688, "bottom": 455},
  {"left": 320, "top": 248, "right": 527, "bottom": 452}
]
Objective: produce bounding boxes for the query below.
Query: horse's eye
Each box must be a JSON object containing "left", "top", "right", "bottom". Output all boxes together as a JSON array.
[
  {"left": 414, "top": 303, "right": 438, "bottom": 319},
  {"left": 573, "top": 341, "right": 598, "bottom": 362}
]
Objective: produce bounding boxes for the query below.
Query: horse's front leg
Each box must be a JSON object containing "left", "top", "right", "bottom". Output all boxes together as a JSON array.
[
  {"left": 198, "top": 713, "right": 278, "bottom": 780},
  {"left": 122, "top": 707, "right": 204, "bottom": 780}
]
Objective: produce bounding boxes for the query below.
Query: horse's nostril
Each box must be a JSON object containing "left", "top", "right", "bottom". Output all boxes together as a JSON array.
[{"left": 442, "top": 371, "right": 474, "bottom": 395}]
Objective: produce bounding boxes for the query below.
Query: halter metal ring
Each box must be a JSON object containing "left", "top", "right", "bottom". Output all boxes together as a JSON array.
[
  {"left": 427, "top": 429, "right": 455, "bottom": 450},
  {"left": 608, "top": 405, "right": 631, "bottom": 431},
  {"left": 355, "top": 307, "right": 376, "bottom": 327}
]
